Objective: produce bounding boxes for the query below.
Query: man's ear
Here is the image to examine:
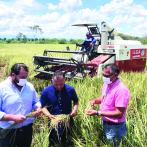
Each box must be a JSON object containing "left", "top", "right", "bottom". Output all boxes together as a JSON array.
[
  {"left": 114, "top": 73, "right": 118, "bottom": 78},
  {"left": 12, "top": 73, "right": 15, "bottom": 77}
]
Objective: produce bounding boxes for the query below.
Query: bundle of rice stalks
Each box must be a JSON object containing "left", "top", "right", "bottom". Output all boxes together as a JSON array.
[{"left": 43, "top": 114, "right": 70, "bottom": 144}]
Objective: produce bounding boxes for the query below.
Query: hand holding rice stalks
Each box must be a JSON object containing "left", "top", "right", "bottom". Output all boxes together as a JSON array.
[{"left": 0, "top": 109, "right": 43, "bottom": 138}]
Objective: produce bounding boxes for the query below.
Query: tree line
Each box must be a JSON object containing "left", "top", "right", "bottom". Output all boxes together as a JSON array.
[
  {"left": 0, "top": 37, "right": 83, "bottom": 44},
  {"left": 1, "top": 35, "right": 147, "bottom": 45},
  {"left": 0, "top": 24, "right": 147, "bottom": 44}
]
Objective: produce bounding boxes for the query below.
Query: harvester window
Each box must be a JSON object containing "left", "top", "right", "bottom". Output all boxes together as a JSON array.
[{"left": 89, "top": 27, "right": 100, "bottom": 36}]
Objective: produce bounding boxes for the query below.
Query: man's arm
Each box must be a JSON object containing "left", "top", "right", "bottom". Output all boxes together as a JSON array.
[
  {"left": 70, "top": 88, "right": 79, "bottom": 117},
  {"left": 100, "top": 107, "right": 125, "bottom": 119},
  {"left": 42, "top": 108, "right": 56, "bottom": 119},
  {"left": 90, "top": 95, "right": 102, "bottom": 107},
  {"left": 91, "top": 37, "right": 96, "bottom": 44},
  {"left": 86, "top": 107, "right": 125, "bottom": 119},
  {"left": 70, "top": 102, "right": 79, "bottom": 117},
  {"left": 1, "top": 114, "right": 26, "bottom": 123},
  {"left": 0, "top": 87, "right": 26, "bottom": 124}
]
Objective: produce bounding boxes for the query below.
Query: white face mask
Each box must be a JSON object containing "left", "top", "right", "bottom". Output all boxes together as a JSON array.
[
  {"left": 15, "top": 76, "right": 27, "bottom": 87},
  {"left": 103, "top": 76, "right": 112, "bottom": 85},
  {"left": 17, "top": 79, "right": 27, "bottom": 86}
]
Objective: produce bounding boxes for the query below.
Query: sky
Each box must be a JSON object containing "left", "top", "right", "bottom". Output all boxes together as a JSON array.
[{"left": 0, "top": 0, "right": 147, "bottom": 40}]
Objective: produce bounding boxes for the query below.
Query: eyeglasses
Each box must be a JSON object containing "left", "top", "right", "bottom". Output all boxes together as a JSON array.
[{"left": 102, "top": 73, "right": 114, "bottom": 78}]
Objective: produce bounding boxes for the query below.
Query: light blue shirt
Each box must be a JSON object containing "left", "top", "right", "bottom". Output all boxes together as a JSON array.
[{"left": 0, "top": 77, "right": 41, "bottom": 129}]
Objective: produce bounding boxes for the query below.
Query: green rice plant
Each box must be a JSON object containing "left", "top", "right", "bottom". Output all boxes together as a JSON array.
[{"left": 0, "top": 44, "right": 147, "bottom": 146}]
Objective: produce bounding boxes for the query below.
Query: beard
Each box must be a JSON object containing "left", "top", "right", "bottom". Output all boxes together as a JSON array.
[{"left": 14, "top": 76, "right": 23, "bottom": 87}]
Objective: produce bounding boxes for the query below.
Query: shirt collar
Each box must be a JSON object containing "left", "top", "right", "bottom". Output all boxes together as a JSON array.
[
  {"left": 7, "top": 76, "right": 26, "bottom": 89},
  {"left": 7, "top": 76, "right": 13, "bottom": 85},
  {"left": 109, "top": 78, "right": 120, "bottom": 87}
]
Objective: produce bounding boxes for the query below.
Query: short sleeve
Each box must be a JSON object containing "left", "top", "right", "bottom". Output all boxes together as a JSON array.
[
  {"left": 115, "top": 88, "right": 130, "bottom": 108},
  {"left": 72, "top": 88, "right": 78, "bottom": 104},
  {"left": 40, "top": 89, "right": 48, "bottom": 108}
]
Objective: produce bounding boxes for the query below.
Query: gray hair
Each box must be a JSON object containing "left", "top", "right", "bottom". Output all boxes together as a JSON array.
[
  {"left": 52, "top": 71, "right": 65, "bottom": 81},
  {"left": 104, "top": 64, "right": 119, "bottom": 75}
]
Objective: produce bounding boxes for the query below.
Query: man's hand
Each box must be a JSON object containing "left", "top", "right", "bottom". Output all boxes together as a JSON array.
[
  {"left": 12, "top": 114, "right": 26, "bottom": 123},
  {"left": 90, "top": 43, "right": 93, "bottom": 47},
  {"left": 90, "top": 100, "right": 96, "bottom": 108},
  {"left": 85, "top": 110, "right": 97, "bottom": 116},
  {"left": 33, "top": 109, "right": 42, "bottom": 117},
  {"left": 70, "top": 109, "right": 77, "bottom": 117},
  {"left": 33, "top": 106, "right": 42, "bottom": 117},
  {"left": 48, "top": 115, "right": 56, "bottom": 120}
]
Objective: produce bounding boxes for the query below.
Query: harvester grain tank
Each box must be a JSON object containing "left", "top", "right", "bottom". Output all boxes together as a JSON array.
[{"left": 33, "top": 22, "right": 147, "bottom": 79}]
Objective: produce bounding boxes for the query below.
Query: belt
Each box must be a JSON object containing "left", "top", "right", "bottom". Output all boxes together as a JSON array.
[{"left": 103, "top": 120, "right": 124, "bottom": 125}]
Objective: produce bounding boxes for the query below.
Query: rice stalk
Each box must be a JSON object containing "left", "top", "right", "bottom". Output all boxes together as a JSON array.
[
  {"left": 0, "top": 110, "right": 42, "bottom": 138},
  {"left": 84, "top": 102, "right": 99, "bottom": 117},
  {"left": 43, "top": 114, "right": 70, "bottom": 145}
]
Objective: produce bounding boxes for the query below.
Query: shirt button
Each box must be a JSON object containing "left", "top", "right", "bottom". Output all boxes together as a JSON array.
[
  {"left": 61, "top": 110, "right": 62, "bottom": 111},
  {"left": 60, "top": 104, "right": 61, "bottom": 105}
]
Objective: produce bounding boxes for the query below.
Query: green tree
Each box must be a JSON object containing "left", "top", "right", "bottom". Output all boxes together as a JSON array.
[
  {"left": 6, "top": 39, "right": 11, "bottom": 44},
  {"left": 70, "top": 39, "right": 76, "bottom": 44},
  {"left": 58, "top": 38, "right": 67, "bottom": 44},
  {"left": 76, "top": 39, "right": 83, "bottom": 44},
  {"left": 16, "top": 32, "right": 23, "bottom": 41},
  {"left": 28, "top": 25, "right": 43, "bottom": 40},
  {"left": 22, "top": 35, "right": 27, "bottom": 43}
]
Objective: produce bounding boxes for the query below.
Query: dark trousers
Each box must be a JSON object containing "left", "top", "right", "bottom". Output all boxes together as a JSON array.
[
  {"left": 49, "top": 119, "right": 74, "bottom": 147},
  {"left": 0, "top": 123, "right": 33, "bottom": 147},
  {"left": 49, "top": 128, "right": 70, "bottom": 147}
]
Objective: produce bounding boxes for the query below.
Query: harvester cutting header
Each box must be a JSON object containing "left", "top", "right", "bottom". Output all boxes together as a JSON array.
[{"left": 33, "top": 22, "right": 147, "bottom": 80}]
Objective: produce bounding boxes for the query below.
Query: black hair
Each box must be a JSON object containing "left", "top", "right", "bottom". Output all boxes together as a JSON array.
[
  {"left": 10, "top": 63, "right": 29, "bottom": 76},
  {"left": 52, "top": 71, "right": 65, "bottom": 80},
  {"left": 104, "top": 63, "right": 119, "bottom": 75}
]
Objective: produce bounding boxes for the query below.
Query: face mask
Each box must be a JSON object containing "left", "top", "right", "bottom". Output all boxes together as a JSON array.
[
  {"left": 15, "top": 76, "right": 27, "bottom": 87},
  {"left": 103, "top": 76, "right": 112, "bottom": 85}
]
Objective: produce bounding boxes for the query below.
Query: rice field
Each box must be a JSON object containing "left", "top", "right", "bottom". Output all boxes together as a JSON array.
[{"left": 0, "top": 44, "right": 147, "bottom": 147}]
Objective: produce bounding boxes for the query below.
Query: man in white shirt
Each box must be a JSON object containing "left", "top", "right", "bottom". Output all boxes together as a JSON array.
[{"left": 0, "top": 63, "right": 42, "bottom": 147}]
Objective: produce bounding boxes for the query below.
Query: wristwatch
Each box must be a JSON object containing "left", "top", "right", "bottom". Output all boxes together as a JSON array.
[
  {"left": 74, "top": 108, "right": 77, "bottom": 111},
  {"left": 97, "top": 111, "right": 101, "bottom": 116}
]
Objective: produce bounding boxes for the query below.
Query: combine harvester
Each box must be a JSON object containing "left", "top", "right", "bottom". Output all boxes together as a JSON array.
[{"left": 33, "top": 22, "right": 147, "bottom": 80}]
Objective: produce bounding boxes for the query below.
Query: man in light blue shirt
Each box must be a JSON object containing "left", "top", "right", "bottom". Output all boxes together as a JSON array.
[{"left": 0, "top": 63, "right": 42, "bottom": 147}]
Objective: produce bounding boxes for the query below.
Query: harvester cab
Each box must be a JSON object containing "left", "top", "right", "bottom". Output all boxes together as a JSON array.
[{"left": 33, "top": 22, "right": 147, "bottom": 80}]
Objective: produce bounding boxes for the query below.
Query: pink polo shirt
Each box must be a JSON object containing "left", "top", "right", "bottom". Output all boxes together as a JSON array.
[{"left": 101, "top": 78, "right": 130, "bottom": 123}]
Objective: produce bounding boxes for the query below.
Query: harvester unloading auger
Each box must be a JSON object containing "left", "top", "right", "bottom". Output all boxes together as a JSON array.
[{"left": 33, "top": 22, "right": 147, "bottom": 80}]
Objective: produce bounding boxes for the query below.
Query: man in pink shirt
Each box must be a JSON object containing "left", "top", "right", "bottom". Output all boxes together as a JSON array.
[{"left": 86, "top": 64, "right": 130, "bottom": 147}]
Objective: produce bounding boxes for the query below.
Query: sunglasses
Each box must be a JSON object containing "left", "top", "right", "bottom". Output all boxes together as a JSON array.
[{"left": 102, "top": 73, "right": 114, "bottom": 78}]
